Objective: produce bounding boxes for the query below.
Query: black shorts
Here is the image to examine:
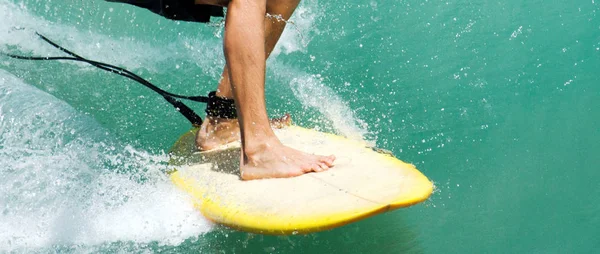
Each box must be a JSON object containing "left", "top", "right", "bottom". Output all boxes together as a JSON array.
[{"left": 106, "top": 0, "right": 224, "bottom": 23}]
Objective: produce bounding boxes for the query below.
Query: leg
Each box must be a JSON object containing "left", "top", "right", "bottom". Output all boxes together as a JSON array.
[
  {"left": 215, "top": 0, "right": 301, "bottom": 97},
  {"left": 197, "top": 0, "right": 299, "bottom": 151},
  {"left": 215, "top": 0, "right": 335, "bottom": 179}
]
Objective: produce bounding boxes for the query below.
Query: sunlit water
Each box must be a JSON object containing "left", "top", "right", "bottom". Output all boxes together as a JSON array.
[{"left": 1, "top": 0, "right": 599, "bottom": 252}]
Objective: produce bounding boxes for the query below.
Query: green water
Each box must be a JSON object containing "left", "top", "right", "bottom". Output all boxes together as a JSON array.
[{"left": 1, "top": 0, "right": 599, "bottom": 252}]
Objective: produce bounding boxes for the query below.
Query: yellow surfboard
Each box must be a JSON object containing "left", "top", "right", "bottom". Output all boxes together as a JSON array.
[{"left": 168, "top": 126, "right": 433, "bottom": 235}]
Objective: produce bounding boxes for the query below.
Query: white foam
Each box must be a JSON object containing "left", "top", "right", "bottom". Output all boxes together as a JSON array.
[{"left": 0, "top": 70, "right": 212, "bottom": 251}]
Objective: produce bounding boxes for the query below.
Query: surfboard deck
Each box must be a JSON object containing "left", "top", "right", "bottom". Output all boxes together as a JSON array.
[{"left": 168, "top": 126, "right": 433, "bottom": 235}]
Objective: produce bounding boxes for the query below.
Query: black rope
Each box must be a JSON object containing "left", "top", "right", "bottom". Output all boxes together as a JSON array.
[{"left": 1, "top": 33, "right": 207, "bottom": 126}]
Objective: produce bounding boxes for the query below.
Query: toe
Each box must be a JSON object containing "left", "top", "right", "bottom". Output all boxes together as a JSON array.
[
  {"left": 281, "top": 113, "right": 292, "bottom": 125},
  {"left": 319, "top": 155, "right": 336, "bottom": 167},
  {"left": 318, "top": 162, "right": 329, "bottom": 171},
  {"left": 301, "top": 163, "right": 316, "bottom": 173},
  {"left": 311, "top": 163, "right": 323, "bottom": 172},
  {"left": 271, "top": 113, "right": 292, "bottom": 128}
]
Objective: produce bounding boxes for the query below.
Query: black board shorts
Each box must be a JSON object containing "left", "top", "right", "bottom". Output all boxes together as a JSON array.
[{"left": 106, "top": 0, "right": 224, "bottom": 23}]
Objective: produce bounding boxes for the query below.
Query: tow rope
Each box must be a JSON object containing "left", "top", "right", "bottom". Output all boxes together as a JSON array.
[{"left": 2, "top": 32, "right": 207, "bottom": 126}]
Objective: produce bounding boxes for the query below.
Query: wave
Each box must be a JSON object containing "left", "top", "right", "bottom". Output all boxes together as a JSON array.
[{"left": 0, "top": 70, "right": 211, "bottom": 251}]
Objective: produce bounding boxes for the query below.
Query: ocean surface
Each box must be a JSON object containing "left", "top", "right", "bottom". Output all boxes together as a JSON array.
[{"left": 1, "top": 0, "right": 599, "bottom": 252}]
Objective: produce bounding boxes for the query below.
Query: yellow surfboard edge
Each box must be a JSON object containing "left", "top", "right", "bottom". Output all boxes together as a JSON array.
[{"left": 167, "top": 126, "right": 434, "bottom": 235}]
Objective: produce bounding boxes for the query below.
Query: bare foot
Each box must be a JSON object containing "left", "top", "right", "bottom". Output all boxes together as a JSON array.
[
  {"left": 196, "top": 114, "right": 292, "bottom": 151},
  {"left": 240, "top": 138, "right": 336, "bottom": 180}
]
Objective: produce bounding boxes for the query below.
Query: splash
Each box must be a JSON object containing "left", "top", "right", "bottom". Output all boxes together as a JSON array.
[
  {"left": 0, "top": 70, "right": 211, "bottom": 251},
  {"left": 271, "top": 0, "right": 322, "bottom": 57},
  {"left": 286, "top": 71, "right": 371, "bottom": 142}
]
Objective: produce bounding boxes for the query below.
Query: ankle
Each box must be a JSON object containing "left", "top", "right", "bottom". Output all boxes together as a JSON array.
[
  {"left": 205, "top": 116, "right": 238, "bottom": 126},
  {"left": 215, "top": 89, "right": 233, "bottom": 99},
  {"left": 243, "top": 136, "right": 281, "bottom": 158}
]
